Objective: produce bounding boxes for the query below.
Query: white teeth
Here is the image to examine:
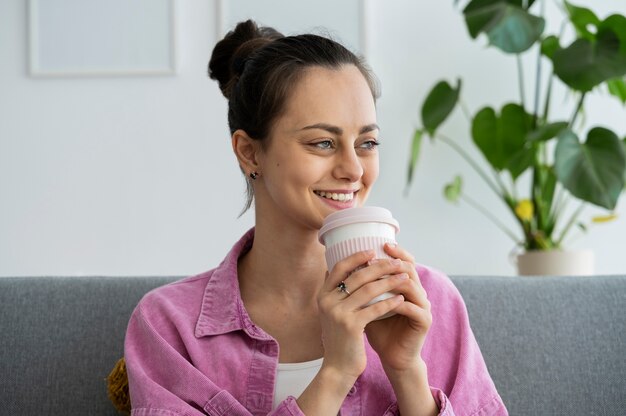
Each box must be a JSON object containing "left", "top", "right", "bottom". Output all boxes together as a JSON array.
[{"left": 315, "top": 191, "right": 354, "bottom": 201}]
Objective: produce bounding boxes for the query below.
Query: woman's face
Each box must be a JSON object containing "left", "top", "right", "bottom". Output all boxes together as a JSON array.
[{"left": 255, "top": 64, "right": 379, "bottom": 232}]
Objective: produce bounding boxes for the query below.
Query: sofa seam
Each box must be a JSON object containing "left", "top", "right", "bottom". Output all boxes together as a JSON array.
[{"left": 131, "top": 406, "right": 183, "bottom": 416}]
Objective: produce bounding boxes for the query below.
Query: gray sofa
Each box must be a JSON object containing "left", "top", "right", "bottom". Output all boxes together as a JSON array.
[{"left": 1, "top": 275, "right": 624, "bottom": 415}]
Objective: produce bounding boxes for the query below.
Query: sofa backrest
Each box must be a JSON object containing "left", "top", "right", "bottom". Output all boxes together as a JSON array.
[
  {"left": 453, "top": 275, "right": 626, "bottom": 416},
  {"left": 1, "top": 275, "right": 624, "bottom": 415},
  {"left": 0, "top": 276, "right": 176, "bottom": 415}
]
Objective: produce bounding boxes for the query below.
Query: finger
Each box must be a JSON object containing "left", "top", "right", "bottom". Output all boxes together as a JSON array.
[
  {"left": 389, "top": 274, "right": 430, "bottom": 310},
  {"left": 325, "top": 250, "right": 376, "bottom": 291},
  {"left": 381, "top": 256, "right": 426, "bottom": 297},
  {"left": 383, "top": 242, "right": 416, "bottom": 264},
  {"left": 341, "top": 258, "right": 405, "bottom": 295},
  {"left": 343, "top": 272, "right": 409, "bottom": 308},
  {"left": 358, "top": 294, "right": 405, "bottom": 323},
  {"left": 381, "top": 243, "right": 423, "bottom": 288},
  {"left": 371, "top": 259, "right": 427, "bottom": 308},
  {"left": 393, "top": 300, "right": 432, "bottom": 330}
]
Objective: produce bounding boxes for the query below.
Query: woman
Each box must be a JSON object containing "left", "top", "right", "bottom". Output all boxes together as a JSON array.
[{"left": 124, "top": 20, "right": 507, "bottom": 415}]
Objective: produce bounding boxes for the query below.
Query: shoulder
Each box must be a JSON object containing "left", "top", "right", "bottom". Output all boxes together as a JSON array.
[
  {"left": 134, "top": 270, "right": 216, "bottom": 322},
  {"left": 134, "top": 228, "right": 253, "bottom": 319},
  {"left": 414, "top": 263, "right": 463, "bottom": 302}
]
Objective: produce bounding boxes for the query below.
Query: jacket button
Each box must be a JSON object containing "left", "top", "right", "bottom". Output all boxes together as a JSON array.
[{"left": 348, "top": 385, "right": 357, "bottom": 396}]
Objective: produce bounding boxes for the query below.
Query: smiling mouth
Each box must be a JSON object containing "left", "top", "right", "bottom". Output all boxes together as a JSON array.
[{"left": 314, "top": 190, "right": 355, "bottom": 202}]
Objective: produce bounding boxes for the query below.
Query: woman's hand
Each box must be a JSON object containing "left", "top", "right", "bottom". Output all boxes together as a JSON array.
[
  {"left": 364, "top": 243, "right": 433, "bottom": 373},
  {"left": 317, "top": 249, "right": 410, "bottom": 381},
  {"left": 310, "top": 245, "right": 437, "bottom": 416}
]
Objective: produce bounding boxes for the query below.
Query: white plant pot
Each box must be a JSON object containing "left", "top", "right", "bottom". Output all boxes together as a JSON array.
[{"left": 516, "top": 249, "right": 595, "bottom": 276}]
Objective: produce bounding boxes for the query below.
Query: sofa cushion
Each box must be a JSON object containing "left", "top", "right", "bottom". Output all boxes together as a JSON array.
[
  {"left": 452, "top": 275, "right": 626, "bottom": 416},
  {"left": 0, "top": 276, "right": 177, "bottom": 415},
  {"left": 1, "top": 275, "right": 624, "bottom": 415}
]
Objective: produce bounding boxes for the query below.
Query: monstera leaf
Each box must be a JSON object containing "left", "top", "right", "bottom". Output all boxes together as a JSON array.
[
  {"left": 421, "top": 80, "right": 461, "bottom": 136},
  {"left": 463, "top": 0, "right": 545, "bottom": 54},
  {"left": 555, "top": 127, "right": 626, "bottom": 210},
  {"left": 607, "top": 77, "right": 626, "bottom": 104},
  {"left": 564, "top": 1, "right": 600, "bottom": 41},
  {"left": 471, "top": 103, "right": 534, "bottom": 179},
  {"left": 406, "top": 129, "right": 424, "bottom": 188},
  {"left": 540, "top": 35, "right": 560, "bottom": 59},
  {"left": 552, "top": 14, "right": 626, "bottom": 92},
  {"left": 527, "top": 122, "right": 569, "bottom": 142}
]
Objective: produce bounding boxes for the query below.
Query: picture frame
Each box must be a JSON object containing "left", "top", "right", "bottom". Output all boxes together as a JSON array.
[
  {"left": 27, "top": 0, "right": 177, "bottom": 77},
  {"left": 215, "top": 0, "right": 370, "bottom": 57}
]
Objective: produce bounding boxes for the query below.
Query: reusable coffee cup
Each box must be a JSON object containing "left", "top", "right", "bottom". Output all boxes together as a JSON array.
[{"left": 318, "top": 206, "right": 401, "bottom": 317}]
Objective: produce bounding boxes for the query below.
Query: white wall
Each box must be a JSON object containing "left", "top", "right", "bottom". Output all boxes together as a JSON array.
[{"left": 1, "top": 0, "right": 625, "bottom": 277}]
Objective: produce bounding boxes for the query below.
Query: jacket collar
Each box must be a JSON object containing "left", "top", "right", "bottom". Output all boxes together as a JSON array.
[{"left": 194, "top": 228, "right": 273, "bottom": 341}]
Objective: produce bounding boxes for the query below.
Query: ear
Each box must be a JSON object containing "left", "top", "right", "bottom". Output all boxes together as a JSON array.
[{"left": 232, "top": 129, "right": 262, "bottom": 175}]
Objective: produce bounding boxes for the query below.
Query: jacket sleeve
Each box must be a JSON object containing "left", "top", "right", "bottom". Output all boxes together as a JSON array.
[
  {"left": 418, "top": 265, "right": 508, "bottom": 416},
  {"left": 376, "top": 266, "right": 506, "bottom": 416},
  {"left": 380, "top": 387, "right": 455, "bottom": 415},
  {"left": 124, "top": 303, "right": 306, "bottom": 416}
]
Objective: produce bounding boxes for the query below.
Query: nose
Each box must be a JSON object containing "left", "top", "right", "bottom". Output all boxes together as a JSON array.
[{"left": 333, "top": 147, "right": 363, "bottom": 182}]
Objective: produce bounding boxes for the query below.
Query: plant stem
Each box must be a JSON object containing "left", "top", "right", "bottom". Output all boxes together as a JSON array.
[
  {"left": 531, "top": 157, "right": 540, "bottom": 236},
  {"left": 532, "top": 0, "right": 546, "bottom": 126},
  {"left": 509, "top": 173, "right": 518, "bottom": 200},
  {"left": 517, "top": 55, "right": 526, "bottom": 109},
  {"left": 461, "top": 194, "right": 521, "bottom": 243},
  {"left": 459, "top": 99, "right": 472, "bottom": 123},
  {"left": 492, "top": 169, "right": 512, "bottom": 199},
  {"left": 532, "top": 44, "right": 543, "bottom": 129},
  {"left": 436, "top": 133, "right": 503, "bottom": 197},
  {"left": 539, "top": 143, "right": 548, "bottom": 166},
  {"left": 552, "top": 190, "right": 570, "bottom": 232},
  {"left": 550, "top": 185, "right": 565, "bottom": 220},
  {"left": 542, "top": 19, "right": 567, "bottom": 122},
  {"left": 542, "top": 73, "right": 554, "bottom": 121},
  {"left": 569, "top": 93, "right": 586, "bottom": 128},
  {"left": 556, "top": 202, "right": 585, "bottom": 246}
]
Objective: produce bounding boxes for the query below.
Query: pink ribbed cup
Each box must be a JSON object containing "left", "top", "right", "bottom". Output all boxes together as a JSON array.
[
  {"left": 324, "top": 235, "right": 396, "bottom": 272},
  {"left": 319, "top": 207, "right": 400, "bottom": 319}
]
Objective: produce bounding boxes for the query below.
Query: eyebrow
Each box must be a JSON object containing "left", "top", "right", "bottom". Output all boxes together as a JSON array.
[{"left": 300, "top": 123, "right": 380, "bottom": 135}]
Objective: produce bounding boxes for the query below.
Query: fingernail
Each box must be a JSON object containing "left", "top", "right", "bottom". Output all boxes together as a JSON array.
[
  {"left": 368, "top": 258, "right": 380, "bottom": 265},
  {"left": 397, "top": 273, "right": 409, "bottom": 280},
  {"left": 386, "top": 242, "right": 398, "bottom": 248},
  {"left": 391, "top": 258, "right": 402, "bottom": 266}
]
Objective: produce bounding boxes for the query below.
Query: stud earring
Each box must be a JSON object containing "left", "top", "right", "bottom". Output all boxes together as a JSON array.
[{"left": 249, "top": 171, "right": 259, "bottom": 180}]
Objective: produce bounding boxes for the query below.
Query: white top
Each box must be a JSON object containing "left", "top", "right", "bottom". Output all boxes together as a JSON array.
[{"left": 272, "top": 358, "right": 324, "bottom": 409}]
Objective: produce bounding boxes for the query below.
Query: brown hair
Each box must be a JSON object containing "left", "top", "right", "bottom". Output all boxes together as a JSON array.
[{"left": 208, "top": 20, "right": 380, "bottom": 214}]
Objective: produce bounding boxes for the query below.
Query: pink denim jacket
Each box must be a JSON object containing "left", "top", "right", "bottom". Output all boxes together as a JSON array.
[{"left": 125, "top": 228, "right": 507, "bottom": 415}]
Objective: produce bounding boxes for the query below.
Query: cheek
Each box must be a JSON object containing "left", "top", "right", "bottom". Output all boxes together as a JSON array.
[
  {"left": 363, "top": 157, "right": 379, "bottom": 185},
  {"left": 270, "top": 154, "right": 320, "bottom": 190}
]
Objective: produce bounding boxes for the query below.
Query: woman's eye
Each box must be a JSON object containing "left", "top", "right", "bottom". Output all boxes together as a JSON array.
[
  {"left": 359, "top": 140, "right": 380, "bottom": 150},
  {"left": 314, "top": 140, "right": 334, "bottom": 149}
]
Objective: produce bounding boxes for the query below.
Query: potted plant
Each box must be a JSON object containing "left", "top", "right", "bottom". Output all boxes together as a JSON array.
[{"left": 406, "top": 0, "right": 626, "bottom": 275}]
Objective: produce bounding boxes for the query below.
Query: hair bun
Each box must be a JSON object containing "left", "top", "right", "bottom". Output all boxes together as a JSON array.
[{"left": 208, "top": 20, "right": 283, "bottom": 99}]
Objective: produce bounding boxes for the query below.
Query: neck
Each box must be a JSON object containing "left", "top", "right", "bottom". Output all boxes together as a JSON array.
[{"left": 238, "top": 215, "right": 327, "bottom": 307}]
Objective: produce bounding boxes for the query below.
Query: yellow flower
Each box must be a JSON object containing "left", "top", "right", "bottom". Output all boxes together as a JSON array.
[
  {"left": 592, "top": 213, "right": 618, "bottom": 223},
  {"left": 515, "top": 199, "right": 534, "bottom": 221}
]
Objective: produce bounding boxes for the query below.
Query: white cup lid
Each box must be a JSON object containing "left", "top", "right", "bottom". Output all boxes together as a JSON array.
[{"left": 318, "top": 206, "right": 400, "bottom": 244}]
